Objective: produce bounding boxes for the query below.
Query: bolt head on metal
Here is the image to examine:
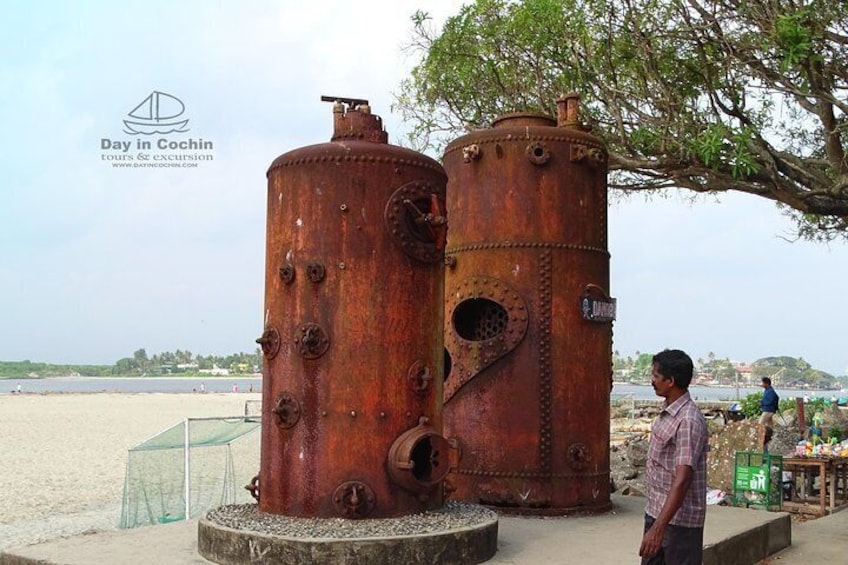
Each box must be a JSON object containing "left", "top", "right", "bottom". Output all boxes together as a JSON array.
[
  {"left": 279, "top": 264, "right": 295, "bottom": 285},
  {"left": 306, "top": 262, "right": 326, "bottom": 283}
]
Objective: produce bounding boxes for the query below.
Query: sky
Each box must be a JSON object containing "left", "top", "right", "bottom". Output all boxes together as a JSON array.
[{"left": 1, "top": 1, "right": 846, "bottom": 376}]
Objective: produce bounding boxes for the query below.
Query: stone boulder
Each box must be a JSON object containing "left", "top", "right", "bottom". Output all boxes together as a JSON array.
[
  {"left": 706, "top": 421, "right": 765, "bottom": 492},
  {"left": 609, "top": 437, "right": 648, "bottom": 496}
]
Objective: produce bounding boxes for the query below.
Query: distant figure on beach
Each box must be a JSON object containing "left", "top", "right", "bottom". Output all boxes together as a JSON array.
[
  {"left": 759, "top": 377, "right": 779, "bottom": 441},
  {"left": 200, "top": 382, "right": 206, "bottom": 394},
  {"left": 249, "top": 383, "right": 254, "bottom": 393},
  {"left": 639, "top": 349, "right": 708, "bottom": 565},
  {"left": 16, "top": 383, "right": 21, "bottom": 394},
  {"left": 232, "top": 383, "right": 238, "bottom": 393}
]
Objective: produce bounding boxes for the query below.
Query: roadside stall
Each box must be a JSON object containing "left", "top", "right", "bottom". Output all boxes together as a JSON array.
[{"left": 781, "top": 440, "right": 848, "bottom": 516}]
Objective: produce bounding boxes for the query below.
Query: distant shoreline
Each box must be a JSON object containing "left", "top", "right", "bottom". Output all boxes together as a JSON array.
[
  {"left": 612, "top": 380, "right": 844, "bottom": 392},
  {"left": 1, "top": 375, "right": 264, "bottom": 395},
  {"left": 0, "top": 374, "right": 262, "bottom": 380}
]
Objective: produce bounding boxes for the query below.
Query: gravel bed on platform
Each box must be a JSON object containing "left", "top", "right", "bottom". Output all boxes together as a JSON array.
[{"left": 204, "top": 501, "right": 497, "bottom": 539}]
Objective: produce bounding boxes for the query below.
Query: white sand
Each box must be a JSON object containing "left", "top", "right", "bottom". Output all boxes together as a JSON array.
[{"left": 0, "top": 392, "right": 261, "bottom": 551}]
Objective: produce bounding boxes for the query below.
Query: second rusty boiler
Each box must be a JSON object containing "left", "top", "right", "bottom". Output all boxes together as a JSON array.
[
  {"left": 257, "top": 97, "right": 454, "bottom": 519},
  {"left": 442, "top": 95, "right": 614, "bottom": 514}
]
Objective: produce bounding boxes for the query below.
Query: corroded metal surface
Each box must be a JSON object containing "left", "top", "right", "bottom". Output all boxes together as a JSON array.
[
  {"left": 442, "top": 95, "right": 613, "bottom": 515},
  {"left": 259, "top": 99, "right": 450, "bottom": 518}
]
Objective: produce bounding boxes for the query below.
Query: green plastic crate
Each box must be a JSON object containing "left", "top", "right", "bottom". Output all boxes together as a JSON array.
[{"left": 732, "top": 451, "right": 783, "bottom": 510}]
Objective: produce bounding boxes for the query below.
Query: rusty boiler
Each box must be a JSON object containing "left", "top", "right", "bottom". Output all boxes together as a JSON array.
[
  {"left": 441, "top": 94, "right": 614, "bottom": 514},
  {"left": 256, "top": 97, "right": 453, "bottom": 519}
]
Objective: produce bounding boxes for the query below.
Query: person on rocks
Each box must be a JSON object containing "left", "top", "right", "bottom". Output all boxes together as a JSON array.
[
  {"left": 639, "top": 349, "right": 709, "bottom": 565},
  {"left": 759, "top": 377, "right": 779, "bottom": 435}
]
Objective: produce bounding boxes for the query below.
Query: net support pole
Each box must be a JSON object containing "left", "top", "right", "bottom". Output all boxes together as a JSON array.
[{"left": 184, "top": 418, "right": 191, "bottom": 520}]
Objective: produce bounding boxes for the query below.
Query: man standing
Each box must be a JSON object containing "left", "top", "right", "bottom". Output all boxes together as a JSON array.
[
  {"left": 759, "top": 377, "right": 779, "bottom": 429},
  {"left": 640, "top": 349, "right": 709, "bottom": 565}
]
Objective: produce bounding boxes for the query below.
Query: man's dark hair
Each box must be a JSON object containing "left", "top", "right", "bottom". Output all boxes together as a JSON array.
[
  {"left": 762, "top": 377, "right": 772, "bottom": 386},
  {"left": 652, "top": 349, "right": 694, "bottom": 390}
]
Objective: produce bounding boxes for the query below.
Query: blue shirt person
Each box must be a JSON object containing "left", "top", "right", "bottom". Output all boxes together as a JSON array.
[{"left": 759, "top": 377, "right": 779, "bottom": 430}]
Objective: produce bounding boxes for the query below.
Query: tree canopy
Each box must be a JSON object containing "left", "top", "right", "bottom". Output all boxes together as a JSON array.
[{"left": 397, "top": 0, "right": 848, "bottom": 240}]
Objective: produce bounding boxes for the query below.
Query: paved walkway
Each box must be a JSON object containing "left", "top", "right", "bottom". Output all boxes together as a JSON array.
[
  {"left": 8, "top": 500, "right": 846, "bottom": 564},
  {"left": 759, "top": 508, "right": 848, "bottom": 564},
  {"left": 1, "top": 495, "right": 799, "bottom": 565}
]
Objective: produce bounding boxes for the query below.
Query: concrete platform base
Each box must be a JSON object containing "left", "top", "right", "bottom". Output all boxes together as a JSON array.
[
  {"left": 0, "top": 496, "right": 790, "bottom": 565},
  {"left": 197, "top": 503, "right": 498, "bottom": 565}
]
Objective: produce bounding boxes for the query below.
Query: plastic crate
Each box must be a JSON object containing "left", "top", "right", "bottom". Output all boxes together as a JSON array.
[{"left": 732, "top": 451, "right": 783, "bottom": 510}]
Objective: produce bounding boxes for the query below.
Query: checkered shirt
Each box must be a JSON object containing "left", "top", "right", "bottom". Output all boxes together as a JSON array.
[{"left": 645, "top": 391, "right": 709, "bottom": 527}]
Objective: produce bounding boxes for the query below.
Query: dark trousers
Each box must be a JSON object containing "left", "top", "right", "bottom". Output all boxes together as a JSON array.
[{"left": 641, "top": 514, "right": 704, "bottom": 565}]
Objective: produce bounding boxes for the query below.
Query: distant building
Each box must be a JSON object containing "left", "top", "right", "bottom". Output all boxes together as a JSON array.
[
  {"left": 199, "top": 364, "right": 229, "bottom": 376},
  {"left": 734, "top": 363, "right": 755, "bottom": 385}
]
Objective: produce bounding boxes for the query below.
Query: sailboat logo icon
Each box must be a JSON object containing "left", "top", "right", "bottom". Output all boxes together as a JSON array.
[{"left": 123, "top": 91, "right": 190, "bottom": 135}]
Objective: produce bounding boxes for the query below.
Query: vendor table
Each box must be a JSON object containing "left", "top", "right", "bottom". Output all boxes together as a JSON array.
[{"left": 781, "top": 456, "right": 848, "bottom": 516}]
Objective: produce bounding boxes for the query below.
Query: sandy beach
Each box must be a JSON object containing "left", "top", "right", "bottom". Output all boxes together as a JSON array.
[{"left": 0, "top": 392, "right": 261, "bottom": 551}]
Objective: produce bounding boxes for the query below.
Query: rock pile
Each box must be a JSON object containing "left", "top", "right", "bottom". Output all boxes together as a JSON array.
[
  {"left": 608, "top": 406, "right": 811, "bottom": 497},
  {"left": 610, "top": 437, "right": 648, "bottom": 496}
]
